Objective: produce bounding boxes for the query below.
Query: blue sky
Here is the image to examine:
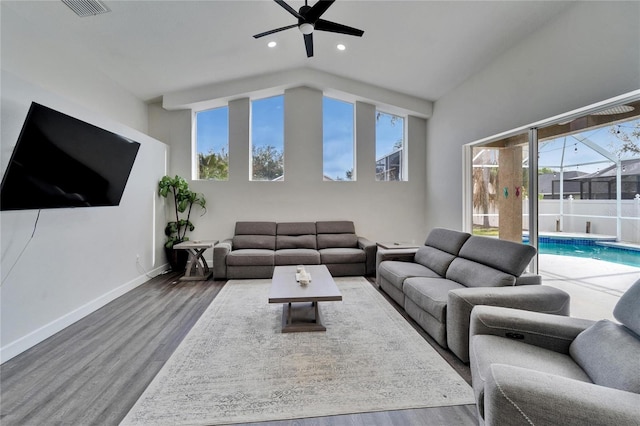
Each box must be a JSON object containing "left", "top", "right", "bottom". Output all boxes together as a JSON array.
[
  {"left": 196, "top": 96, "right": 405, "bottom": 179},
  {"left": 196, "top": 106, "right": 228, "bottom": 155},
  {"left": 323, "top": 97, "right": 354, "bottom": 180},
  {"left": 375, "top": 112, "right": 404, "bottom": 160},
  {"left": 539, "top": 118, "right": 640, "bottom": 173}
]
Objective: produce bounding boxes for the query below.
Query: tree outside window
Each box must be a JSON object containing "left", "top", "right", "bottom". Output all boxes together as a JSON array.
[
  {"left": 251, "top": 96, "right": 284, "bottom": 181},
  {"left": 196, "top": 107, "right": 229, "bottom": 180}
]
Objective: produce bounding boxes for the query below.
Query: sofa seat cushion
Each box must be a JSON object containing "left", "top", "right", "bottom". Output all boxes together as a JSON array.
[
  {"left": 226, "top": 249, "right": 275, "bottom": 266},
  {"left": 319, "top": 248, "right": 365, "bottom": 264},
  {"left": 275, "top": 249, "right": 321, "bottom": 266},
  {"left": 403, "top": 277, "right": 465, "bottom": 323},
  {"left": 378, "top": 261, "right": 439, "bottom": 290},
  {"left": 570, "top": 320, "right": 640, "bottom": 393},
  {"left": 471, "top": 334, "right": 593, "bottom": 419},
  {"left": 446, "top": 258, "right": 516, "bottom": 288}
]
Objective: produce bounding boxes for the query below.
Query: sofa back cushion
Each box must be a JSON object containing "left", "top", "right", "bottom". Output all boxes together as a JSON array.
[
  {"left": 276, "top": 222, "right": 317, "bottom": 249},
  {"left": 570, "top": 320, "right": 640, "bottom": 393},
  {"left": 613, "top": 278, "right": 640, "bottom": 335},
  {"left": 233, "top": 221, "right": 277, "bottom": 250},
  {"left": 316, "top": 221, "right": 355, "bottom": 234},
  {"left": 316, "top": 221, "right": 358, "bottom": 249},
  {"left": 458, "top": 236, "right": 536, "bottom": 277},
  {"left": 414, "top": 247, "right": 456, "bottom": 277},
  {"left": 446, "top": 258, "right": 516, "bottom": 288},
  {"left": 424, "top": 228, "right": 471, "bottom": 255}
]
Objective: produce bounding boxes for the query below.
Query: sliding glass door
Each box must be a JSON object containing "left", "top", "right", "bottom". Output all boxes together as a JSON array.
[{"left": 465, "top": 95, "right": 640, "bottom": 278}]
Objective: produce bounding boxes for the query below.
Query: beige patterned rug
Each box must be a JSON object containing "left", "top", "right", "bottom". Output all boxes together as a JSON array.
[{"left": 121, "top": 277, "right": 474, "bottom": 425}]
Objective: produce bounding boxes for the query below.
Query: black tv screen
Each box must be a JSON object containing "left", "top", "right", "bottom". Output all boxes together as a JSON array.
[{"left": 1, "top": 102, "right": 141, "bottom": 211}]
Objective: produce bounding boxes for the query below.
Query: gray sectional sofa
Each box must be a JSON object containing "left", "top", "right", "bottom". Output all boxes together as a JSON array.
[
  {"left": 377, "top": 228, "right": 571, "bottom": 362},
  {"left": 213, "top": 221, "right": 376, "bottom": 279}
]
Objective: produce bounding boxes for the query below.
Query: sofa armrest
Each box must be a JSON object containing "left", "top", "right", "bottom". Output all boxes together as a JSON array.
[
  {"left": 471, "top": 305, "right": 595, "bottom": 355},
  {"left": 514, "top": 272, "right": 541, "bottom": 285},
  {"left": 357, "top": 236, "right": 378, "bottom": 276},
  {"left": 213, "top": 239, "right": 232, "bottom": 280},
  {"left": 446, "top": 285, "right": 571, "bottom": 362},
  {"left": 483, "top": 364, "right": 640, "bottom": 426}
]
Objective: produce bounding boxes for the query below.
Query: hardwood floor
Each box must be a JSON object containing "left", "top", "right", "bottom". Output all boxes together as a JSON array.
[{"left": 0, "top": 273, "right": 477, "bottom": 426}]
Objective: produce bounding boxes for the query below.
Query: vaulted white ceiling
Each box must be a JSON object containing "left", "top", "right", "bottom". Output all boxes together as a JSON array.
[{"left": 2, "top": 1, "right": 575, "bottom": 105}]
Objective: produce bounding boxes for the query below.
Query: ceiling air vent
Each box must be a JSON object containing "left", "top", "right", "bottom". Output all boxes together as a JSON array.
[{"left": 62, "top": 0, "right": 110, "bottom": 17}]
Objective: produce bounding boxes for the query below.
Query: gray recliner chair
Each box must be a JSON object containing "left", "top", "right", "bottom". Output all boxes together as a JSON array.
[{"left": 469, "top": 278, "right": 640, "bottom": 426}]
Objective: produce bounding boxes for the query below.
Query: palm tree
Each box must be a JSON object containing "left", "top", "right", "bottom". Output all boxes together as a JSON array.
[{"left": 472, "top": 164, "right": 498, "bottom": 229}]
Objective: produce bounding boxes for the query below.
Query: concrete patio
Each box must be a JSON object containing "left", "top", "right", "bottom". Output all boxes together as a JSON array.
[{"left": 540, "top": 254, "right": 640, "bottom": 321}]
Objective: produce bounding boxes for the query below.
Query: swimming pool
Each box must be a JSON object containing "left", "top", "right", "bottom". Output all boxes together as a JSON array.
[{"left": 537, "top": 239, "right": 640, "bottom": 268}]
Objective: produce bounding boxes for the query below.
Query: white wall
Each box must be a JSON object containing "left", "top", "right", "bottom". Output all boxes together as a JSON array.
[
  {"left": 426, "top": 1, "right": 640, "bottom": 231},
  {"left": 0, "top": 4, "right": 148, "bottom": 133},
  {"left": 149, "top": 86, "right": 428, "bottom": 248},
  {"left": 0, "top": 72, "right": 168, "bottom": 363}
]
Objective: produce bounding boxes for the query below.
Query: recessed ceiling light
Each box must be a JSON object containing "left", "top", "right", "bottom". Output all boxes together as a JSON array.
[
  {"left": 337, "top": 44, "right": 346, "bottom": 51},
  {"left": 268, "top": 41, "right": 277, "bottom": 48}
]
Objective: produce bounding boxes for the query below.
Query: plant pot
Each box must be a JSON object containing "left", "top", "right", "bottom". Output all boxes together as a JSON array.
[{"left": 165, "top": 247, "right": 188, "bottom": 272}]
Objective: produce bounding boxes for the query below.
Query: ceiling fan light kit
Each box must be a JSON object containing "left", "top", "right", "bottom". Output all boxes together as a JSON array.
[
  {"left": 299, "top": 23, "right": 315, "bottom": 35},
  {"left": 254, "top": 0, "right": 364, "bottom": 58}
]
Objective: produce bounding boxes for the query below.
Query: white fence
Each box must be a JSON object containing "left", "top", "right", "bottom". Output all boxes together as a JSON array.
[{"left": 473, "top": 197, "right": 640, "bottom": 244}]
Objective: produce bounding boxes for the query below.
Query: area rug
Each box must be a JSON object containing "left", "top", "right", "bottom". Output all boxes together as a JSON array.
[{"left": 121, "top": 277, "right": 474, "bottom": 425}]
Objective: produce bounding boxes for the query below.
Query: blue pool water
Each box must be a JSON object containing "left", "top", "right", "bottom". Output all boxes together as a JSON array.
[{"left": 537, "top": 240, "right": 640, "bottom": 268}]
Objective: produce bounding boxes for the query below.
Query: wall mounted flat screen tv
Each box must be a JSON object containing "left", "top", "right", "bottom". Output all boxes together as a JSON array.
[{"left": 1, "top": 102, "right": 141, "bottom": 211}]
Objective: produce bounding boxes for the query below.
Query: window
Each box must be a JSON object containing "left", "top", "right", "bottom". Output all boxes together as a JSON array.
[
  {"left": 323, "top": 97, "right": 355, "bottom": 181},
  {"left": 195, "top": 107, "right": 229, "bottom": 180},
  {"left": 376, "top": 111, "right": 406, "bottom": 181},
  {"left": 251, "top": 95, "right": 284, "bottom": 181}
]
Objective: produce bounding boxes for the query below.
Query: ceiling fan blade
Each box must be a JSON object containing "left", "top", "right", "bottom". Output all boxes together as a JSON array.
[
  {"left": 274, "top": 0, "right": 304, "bottom": 20},
  {"left": 315, "top": 19, "right": 364, "bottom": 37},
  {"left": 304, "top": 33, "right": 314, "bottom": 57},
  {"left": 253, "top": 23, "right": 298, "bottom": 39},
  {"left": 305, "top": 0, "right": 335, "bottom": 23}
]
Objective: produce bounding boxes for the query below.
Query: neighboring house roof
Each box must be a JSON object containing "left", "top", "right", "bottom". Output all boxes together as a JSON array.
[
  {"left": 538, "top": 171, "right": 586, "bottom": 195},
  {"left": 569, "top": 158, "right": 640, "bottom": 181}
]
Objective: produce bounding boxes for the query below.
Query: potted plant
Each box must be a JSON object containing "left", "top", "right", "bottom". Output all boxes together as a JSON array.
[{"left": 158, "top": 175, "right": 206, "bottom": 271}]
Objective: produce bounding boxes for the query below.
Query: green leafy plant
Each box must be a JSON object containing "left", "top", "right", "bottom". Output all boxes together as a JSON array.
[{"left": 158, "top": 175, "right": 206, "bottom": 249}]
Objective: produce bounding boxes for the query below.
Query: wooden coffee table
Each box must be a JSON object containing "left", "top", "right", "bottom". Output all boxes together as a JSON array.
[{"left": 268, "top": 265, "right": 342, "bottom": 333}]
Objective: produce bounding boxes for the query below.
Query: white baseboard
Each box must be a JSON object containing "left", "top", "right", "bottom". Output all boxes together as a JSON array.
[{"left": 0, "top": 264, "right": 168, "bottom": 364}]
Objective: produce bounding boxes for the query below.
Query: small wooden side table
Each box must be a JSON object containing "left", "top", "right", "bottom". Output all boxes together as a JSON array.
[{"left": 173, "top": 240, "right": 218, "bottom": 281}]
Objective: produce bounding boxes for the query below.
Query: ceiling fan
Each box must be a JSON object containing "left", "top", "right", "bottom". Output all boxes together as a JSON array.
[{"left": 253, "top": 0, "right": 364, "bottom": 58}]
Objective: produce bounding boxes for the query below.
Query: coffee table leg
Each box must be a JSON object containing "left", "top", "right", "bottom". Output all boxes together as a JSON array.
[{"left": 280, "top": 302, "right": 326, "bottom": 333}]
